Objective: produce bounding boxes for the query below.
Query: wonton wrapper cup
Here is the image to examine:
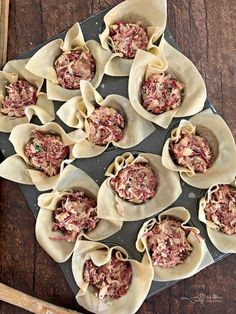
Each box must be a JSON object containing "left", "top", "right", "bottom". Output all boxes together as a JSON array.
[
  {"left": 129, "top": 37, "right": 206, "bottom": 129},
  {"left": 162, "top": 109, "right": 236, "bottom": 188},
  {"left": 25, "top": 23, "right": 111, "bottom": 101},
  {"left": 0, "top": 122, "right": 75, "bottom": 191},
  {"left": 99, "top": 0, "right": 167, "bottom": 77},
  {"left": 97, "top": 152, "right": 182, "bottom": 222},
  {"left": 199, "top": 180, "right": 236, "bottom": 253},
  {"left": 36, "top": 164, "right": 122, "bottom": 263},
  {"left": 0, "top": 58, "right": 55, "bottom": 132},
  {"left": 72, "top": 240, "right": 154, "bottom": 314},
  {"left": 57, "top": 80, "right": 155, "bottom": 158},
  {"left": 136, "top": 207, "right": 214, "bottom": 281}
]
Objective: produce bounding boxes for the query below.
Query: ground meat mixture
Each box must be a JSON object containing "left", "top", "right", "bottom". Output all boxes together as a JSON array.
[
  {"left": 141, "top": 73, "right": 184, "bottom": 114},
  {"left": 0, "top": 79, "right": 37, "bottom": 118},
  {"left": 170, "top": 132, "right": 213, "bottom": 173},
  {"left": 87, "top": 107, "right": 125, "bottom": 146},
  {"left": 145, "top": 217, "right": 192, "bottom": 267},
  {"left": 204, "top": 184, "right": 236, "bottom": 235},
  {"left": 83, "top": 255, "right": 132, "bottom": 299},
  {"left": 51, "top": 191, "right": 99, "bottom": 242},
  {"left": 109, "top": 21, "right": 149, "bottom": 59},
  {"left": 54, "top": 50, "right": 96, "bottom": 89},
  {"left": 24, "top": 130, "right": 69, "bottom": 177},
  {"left": 110, "top": 162, "right": 158, "bottom": 204}
]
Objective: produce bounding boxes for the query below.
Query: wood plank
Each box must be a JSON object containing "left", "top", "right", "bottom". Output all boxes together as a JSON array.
[
  {"left": 0, "top": 1, "right": 236, "bottom": 313},
  {"left": 0, "top": 0, "right": 10, "bottom": 66},
  {"left": 0, "top": 283, "right": 80, "bottom": 314}
]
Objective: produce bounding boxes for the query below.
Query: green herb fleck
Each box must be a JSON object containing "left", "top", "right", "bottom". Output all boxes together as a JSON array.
[
  {"left": 168, "top": 85, "right": 173, "bottom": 92},
  {"left": 35, "top": 144, "right": 42, "bottom": 152}
]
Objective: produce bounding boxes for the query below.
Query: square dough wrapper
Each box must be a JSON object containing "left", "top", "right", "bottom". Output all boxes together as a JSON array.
[
  {"left": 72, "top": 241, "right": 154, "bottom": 314},
  {"left": 136, "top": 207, "right": 214, "bottom": 281},
  {"left": 36, "top": 164, "right": 122, "bottom": 262},
  {"left": 0, "top": 58, "right": 55, "bottom": 132}
]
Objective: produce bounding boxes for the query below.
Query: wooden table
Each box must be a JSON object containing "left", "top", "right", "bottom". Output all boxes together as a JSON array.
[{"left": 0, "top": 0, "right": 235, "bottom": 313}]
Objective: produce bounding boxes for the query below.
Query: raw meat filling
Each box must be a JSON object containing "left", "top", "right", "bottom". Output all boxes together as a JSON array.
[
  {"left": 146, "top": 217, "right": 192, "bottom": 267},
  {"left": 83, "top": 255, "right": 132, "bottom": 299},
  {"left": 110, "top": 162, "right": 158, "bottom": 204},
  {"left": 88, "top": 106, "right": 125, "bottom": 146},
  {"left": 170, "top": 132, "right": 213, "bottom": 173},
  {"left": 204, "top": 184, "right": 236, "bottom": 235},
  {"left": 109, "top": 21, "right": 149, "bottom": 59},
  {"left": 141, "top": 73, "right": 184, "bottom": 114},
  {"left": 24, "top": 130, "right": 69, "bottom": 177},
  {"left": 51, "top": 191, "right": 99, "bottom": 242},
  {"left": 54, "top": 50, "right": 96, "bottom": 89},
  {"left": 1, "top": 79, "right": 37, "bottom": 118}
]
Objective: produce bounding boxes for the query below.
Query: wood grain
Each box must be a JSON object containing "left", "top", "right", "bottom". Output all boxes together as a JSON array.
[
  {"left": 0, "top": 0, "right": 10, "bottom": 66},
  {"left": 0, "top": 283, "right": 80, "bottom": 314},
  {"left": 0, "top": 1, "right": 236, "bottom": 313}
]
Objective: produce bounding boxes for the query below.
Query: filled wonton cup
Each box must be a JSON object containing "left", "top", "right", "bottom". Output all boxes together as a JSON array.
[
  {"left": 136, "top": 207, "right": 214, "bottom": 281},
  {"left": 25, "top": 23, "right": 111, "bottom": 101},
  {"left": 99, "top": 0, "right": 167, "bottom": 76},
  {"left": 0, "top": 122, "right": 75, "bottom": 191},
  {"left": 97, "top": 152, "right": 182, "bottom": 222},
  {"left": 199, "top": 180, "right": 236, "bottom": 253},
  {"left": 72, "top": 240, "right": 153, "bottom": 314},
  {"left": 57, "top": 80, "right": 155, "bottom": 158},
  {"left": 162, "top": 109, "right": 236, "bottom": 188},
  {"left": 36, "top": 164, "right": 122, "bottom": 263},
  {"left": 0, "top": 58, "right": 55, "bottom": 132},
  {"left": 129, "top": 37, "right": 206, "bottom": 128}
]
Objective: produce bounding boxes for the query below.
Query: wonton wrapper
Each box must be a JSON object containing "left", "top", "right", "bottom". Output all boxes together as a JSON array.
[
  {"left": 199, "top": 180, "right": 236, "bottom": 253},
  {"left": 25, "top": 23, "right": 111, "bottom": 101},
  {"left": 36, "top": 164, "right": 122, "bottom": 263},
  {"left": 162, "top": 109, "right": 236, "bottom": 188},
  {"left": 136, "top": 207, "right": 214, "bottom": 281},
  {"left": 97, "top": 152, "right": 182, "bottom": 222},
  {"left": 57, "top": 80, "right": 155, "bottom": 158},
  {"left": 99, "top": 0, "right": 167, "bottom": 77},
  {"left": 72, "top": 241, "right": 153, "bottom": 314},
  {"left": 0, "top": 58, "right": 55, "bottom": 132},
  {"left": 0, "top": 122, "right": 76, "bottom": 191},
  {"left": 129, "top": 37, "right": 206, "bottom": 128}
]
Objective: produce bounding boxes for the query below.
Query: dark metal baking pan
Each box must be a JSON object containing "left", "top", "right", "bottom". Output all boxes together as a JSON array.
[{"left": 0, "top": 6, "right": 230, "bottom": 301}]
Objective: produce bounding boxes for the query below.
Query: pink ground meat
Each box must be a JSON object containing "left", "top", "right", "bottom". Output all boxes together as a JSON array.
[
  {"left": 83, "top": 255, "right": 132, "bottom": 299},
  {"left": 0, "top": 79, "right": 37, "bottom": 118},
  {"left": 109, "top": 21, "right": 149, "bottom": 59},
  {"left": 110, "top": 162, "right": 158, "bottom": 204},
  {"left": 88, "top": 106, "right": 125, "bottom": 146},
  {"left": 51, "top": 191, "right": 99, "bottom": 242},
  {"left": 146, "top": 217, "right": 192, "bottom": 267},
  {"left": 204, "top": 184, "right": 236, "bottom": 235},
  {"left": 141, "top": 73, "right": 184, "bottom": 114},
  {"left": 24, "top": 130, "right": 69, "bottom": 177},
  {"left": 54, "top": 50, "right": 96, "bottom": 89},
  {"left": 170, "top": 132, "right": 213, "bottom": 173}
]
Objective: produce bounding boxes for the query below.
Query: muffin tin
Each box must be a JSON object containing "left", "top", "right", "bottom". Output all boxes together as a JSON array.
[{"left": 0, "top": 6, "right": 230, "bottom": 299}]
